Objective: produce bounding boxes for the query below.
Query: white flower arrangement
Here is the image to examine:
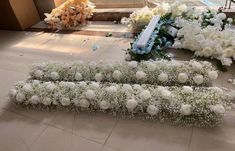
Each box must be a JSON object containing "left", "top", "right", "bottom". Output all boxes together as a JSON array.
[
  {"left": 29, "top": 60, "right": 217, "bottom": 86},
  {"left": 173, "top": 19, "right": 235, "bottom": 66},
  {"left": 9, "top": 81, "right": 232, "bottom": 127},
  {"left": 121, "top": 1, "right": 188, "bottom": 34},
  {"left": 44, "top": 0, "right": 95, "bottom": 29}
]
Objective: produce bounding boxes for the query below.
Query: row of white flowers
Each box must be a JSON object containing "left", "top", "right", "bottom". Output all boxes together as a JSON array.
[
  {"left": 29, "top": 60, "right": 218, "bottom": 86},
  {"left": 173, "top": 19, "right": 235, "bottom": 66},
  {"left": 9, "top": 80, "right": 231, "bottom": 127}
]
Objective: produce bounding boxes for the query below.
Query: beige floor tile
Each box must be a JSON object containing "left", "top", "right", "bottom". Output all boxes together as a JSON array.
[
  {"left": 102, "top": 146, "right": 120, "bottom": 151},
  {"left": 106, "top": 119, "right": 192, "bottom": 151},
  {"left": 73, "top": 112, "right": 118, "bottom": 144},
  {"left": 30, "top": 126, "right": 102, "bottom": 151},
  {"left": 0, "top": 110, "right": 48, "bottom": 151},
  {"left": 48, "top": 111, "right": 76, "bottom": 132},
  {"left": 189, "top": 126, "right": 235, "bottom": 151}
]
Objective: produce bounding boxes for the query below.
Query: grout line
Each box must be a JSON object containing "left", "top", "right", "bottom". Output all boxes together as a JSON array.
[
  {"left": 99, "top": 118, "right": 119, "bottom": 151},
  {"left": 29, "top": 124, "right": 49, "bottom": 147},
  {"left": 187, "top": 127, "right": 194, "bottom": 151}
]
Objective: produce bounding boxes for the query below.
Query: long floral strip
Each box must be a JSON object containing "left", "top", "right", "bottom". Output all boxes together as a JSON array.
[
  {"left": 30, "top": 60, "right": 218, "bottom": 86},
  {"left": 9, "top": 80, "right": 231, "bottom": 127}
]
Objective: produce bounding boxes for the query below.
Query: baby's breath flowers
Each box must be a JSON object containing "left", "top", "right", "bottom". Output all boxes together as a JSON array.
[
  {"left": 9, "top": 81, "right": 232, "bottom": 127},
  {"left": 30, "top": 60, "right": 217, "bottom": 86}
]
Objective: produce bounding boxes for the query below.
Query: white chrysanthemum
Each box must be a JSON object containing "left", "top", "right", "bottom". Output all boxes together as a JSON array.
[
  {"left": 22, "top": 84, "right": 33, "bottom": 93},
  {"left": 85, "top": 90, "right": 96, "bottom": 100},
  {"left": 146, "top": 62, "right": 156, "bottom": 71},
  {"left": 193, "top": 75, "right": 204, "bottom": 85},
  {"left": 32, "top": 80, "right": 40, "bottom": 87},
  {"left": 160, "top": 88, "right": 172, "bottom": 100},
  {"left": 180, "top": 104, "right": 192, "bottom": 115},
  {"left": 191, "top": 61, "right": 202, "bottom": 72},
  {"left": 136, "top": 71, "right": 146, "bottom": 80},
  {"left": 209, "top": 87, "right": 223, "bottom": 95},
  {"left": 112, "top": 70, "right": 122, "bottom": 80},
  {"left": 42, "top": 97, "right": 52, "bottom": 105},
  {"left": 75, "top": 72, "right": 83, "bottom": 81},
  {"left": 106, "top": 86, "right": 117, "bottom": 94},
  {"left": 34, "top": 70, "right": 43, "bottom": 78},
  {"left": 158, "top": 73, "right": 168, "bottom": 82},
  {"left": 126, "top": 99, "right": 138, "bottom": 111},
  {"left": 50, "top": 72, "right": 59, "bottom": 80},
  {"left": 79, "top": 81, "right": 87, "bottom": 88},
  {"left": 99, "top": 101, "right": 110, "bottom": 110},
  {"left": 45, "top": 82, "right": 56, "bottom": 91},
  {"left": 178, "top": 73, "right": 188, "bottom": 83},
  {"left": 16, "top": 92, "right": 25, "bottom": 102},
  {"left": 182, "top": 86, "right": 193, "bottom": 94},
  {"left": 122, "top": 84, "right": 133, "bottom": 92},
  {"left": 95, "top": 73, "right": 103, "bottom": 82},
  {"left": 147, "top": 105, "right": 159, "bottom": 116},
  {"left": 210, "top": 104, "right": 225, "bottom": 114},
  {"left": 128, "top": 61, "right": 138, "bottom": 68},
  {"left": 9, "top": 89, "right": 17, "bottom": 99},
  {"left": 139, "top": 90, "right": 151, "bottom": 100},
  {"left": 89, "top": 82, "right": 99, "bottom": 90},
  {"left": 29, "top": 95, "right": 40, "bottom": 105},
  {"left": 133, "top": 84, "right": 143, "bottom": 91},
  {"left": 79, "top": 99, "right": 90, "bottom": 108},
  {"left": 208, "top": 71, "right": 218, "bottom": 80}
]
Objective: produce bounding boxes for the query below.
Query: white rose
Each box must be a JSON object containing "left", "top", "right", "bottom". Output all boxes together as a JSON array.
[
  {"left": 158, "top": 73, "right": 168, "bottom": 82},
  {"left": 182, "top": 86, "right": 193, "bottom": 94},
  {"left": 106, "top": 86, "right": 117, "bottom": 94},
  {"left": 208, "top": 71, "right": 218, "bottom": 80},
  {"left": 128, "top": 61, "right": 138, "bottom": 68},
  {"left": 32, "top": 80, "right": 40, "bottom": 87},
  {"left": 147, "top": 105, "right": 159, "bottom": 116},
  {"left": 160, "top": 88, "right": 172, "bottom": 100},
  {"left": 146, "top": 62, "right": 156, "bottom": 71},
  {"left": 139, "top": 90, "right": 151, "bottom": 100},
  {"left": 112, "top": 70, "right": 122, "bottom": 80},
  {"left": 227, "top": 18, "right": 233, "bottom": 24},
  {"left": 16, "top": 92, "right": 25, "bottom": 102},
  {"left": 45, "top": 82, "right": 56, "bottom": 91},
  {"left": 22, "top": 84, "right": 33, "bottom": 93},
  {"left": 216, "top": 13, "right": 226, "bottom": 20},
  {"left": 9, "top": 89, "right": 17, "bottom": 99},
  {"left": 79, "top": 99, "right": 90, "bottom": 108},
  {"left": 193, "top": 74, "right": 204, "bottom": 85},
  {"left": 99, "top": 101, "right": 110, "bottom": 110},
  {"left": 34, "top": 70, "right": 43, "bottom": 78},
  {"left": 122, "top": 84, "right": 133, "bottom": 92},
  {"left": 126, "top": 99, "right": 138, "bottom": 111},
  {"left": 210, "top": 104, "right": 225, "bottom": 114},
  {"left": 85, "top": 90, "right": 96, "bottom": 100},
  {"left": 180, "top": 104, "right": 192, "bottom": 115},
  {"left": 125, "top": 54, "right": 132, "bottom": 61},
  {"left": 79, "top": 81, "right": 87, "bottom": 88},
  {"left": 75, "top": 72, "right": 83, "bottom": 81},
  {"left": 178, "top": 73, "right": 188, "bottom": 83},
  {"left": 50, "top": 72, "right": 59, "bottom": 80},
  {"left": 136, "top": 71, "right": 146, "bottom": 80},
  {"left": 220, "top": 57, "right": 232, "bottom": 66},
  {"left": 191, "top": 61, "right": 202, "bottom": 72},
  {"left": 42, "top": 97, "right": 52, "bottom": 105},
  {"left": 89, "top": 82, "right": 100, "bottom": 90},
  {"left": 60, "top": 97, "right": 71, "bottom": 106},
  {"left": 29, "top": 95, "right": 40, "bottom": 105},
  {"left": 95, "top": 73, "right": 103, "bottom": 82},
  {"left": 133, "top": 84, "right": 143, "bottom": 91},
  {"left": 209, "top": 87, "right": 223, "bottom": 95}
]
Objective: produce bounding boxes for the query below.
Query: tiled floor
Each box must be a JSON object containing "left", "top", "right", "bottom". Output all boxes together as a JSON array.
[{"left": 0, "top": 30, "right": 235, "bottom": 151}]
